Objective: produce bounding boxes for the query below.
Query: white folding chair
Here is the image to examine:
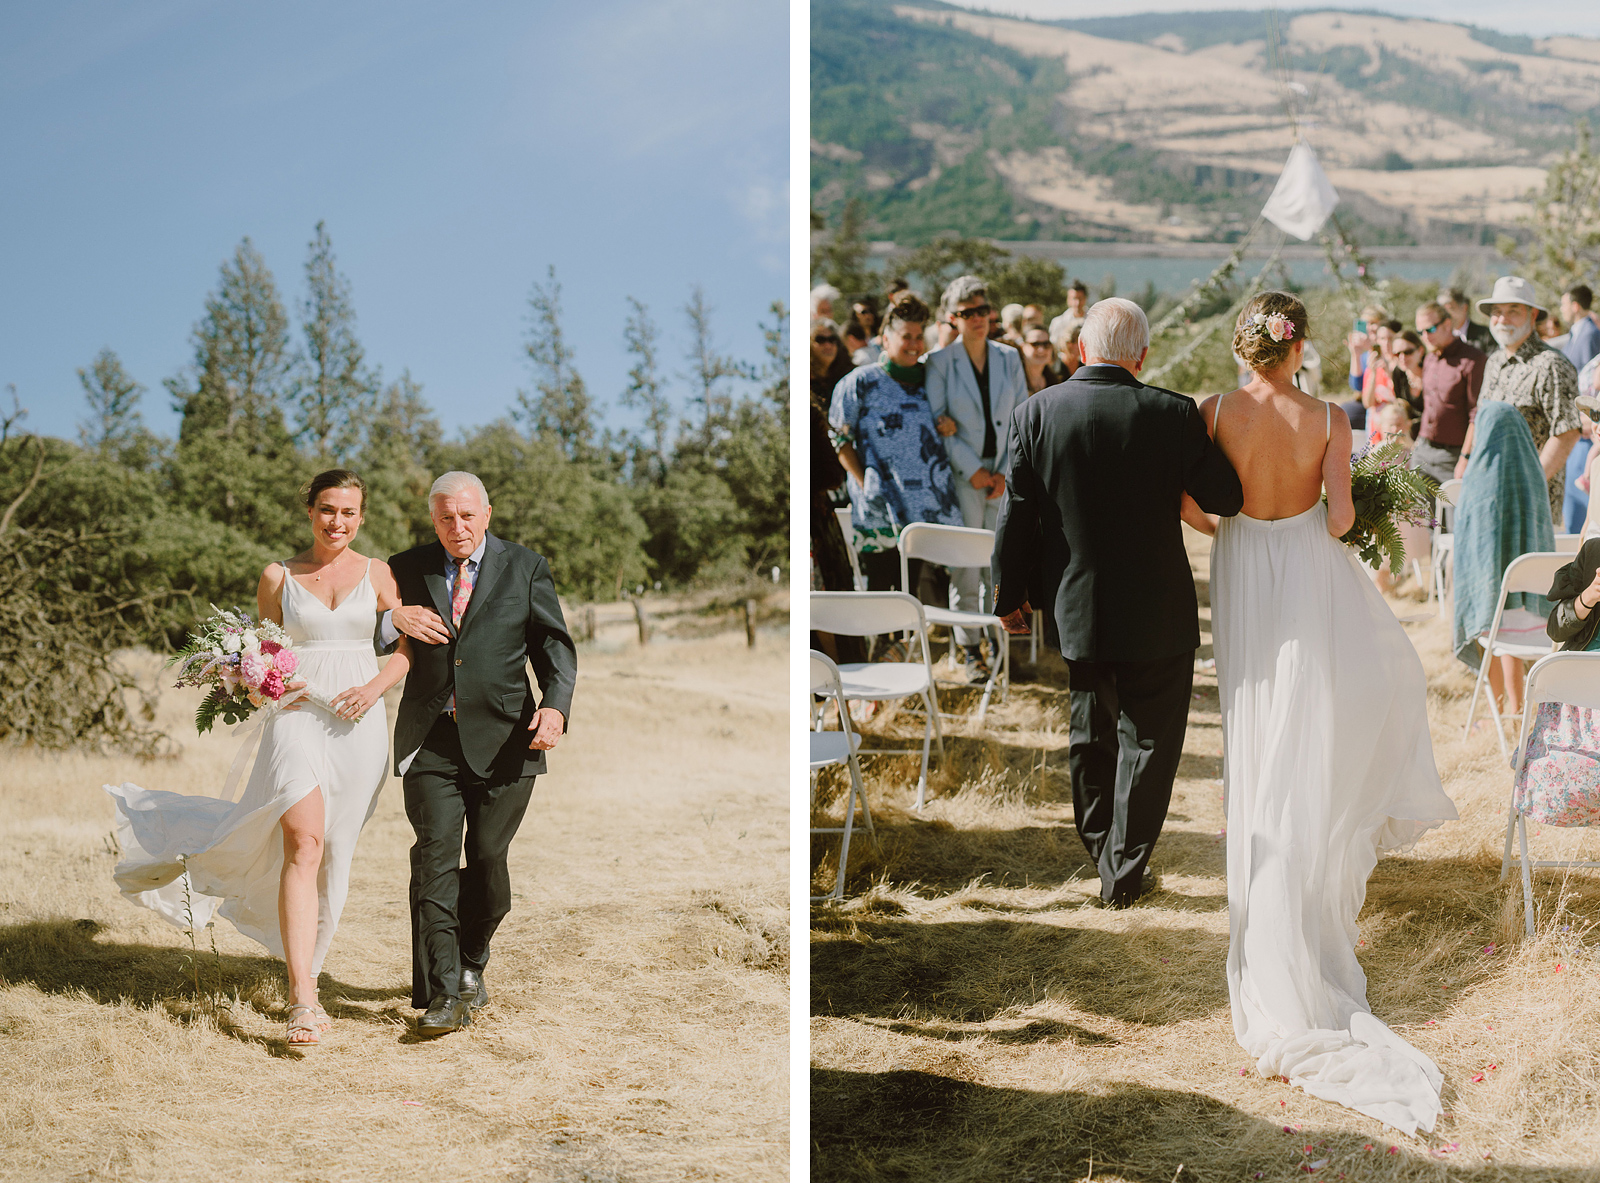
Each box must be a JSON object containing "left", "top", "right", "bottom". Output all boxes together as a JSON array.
[
  {"left": 1429, "top": 478, "right": 1463, "bottom": 605},
  {"left": 809, "top": 650, "right": 873, "bottom": 903},
  {"left": 810, "top": 591, "right": 945, "bottom": 810},
  {"left": 1556, "top": 533, "right": 1583, "bottom": 554},
  {"left": 1463, "top": 551, "right": 1567, "bottom": 758},
  {"left": 898, "top": 522, "right": 1009, "bottom": 725},
  {"left": 1502, "top": 651, "right": 1600, "bottom": 935},
  {"left": 834, "top": 507, "right": 866, "bottom": 591}
]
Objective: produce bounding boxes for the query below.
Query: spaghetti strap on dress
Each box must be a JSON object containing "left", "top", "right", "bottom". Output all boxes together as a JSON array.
[{"left": 105, "top": 561, "right": 389, "bottom": 976}]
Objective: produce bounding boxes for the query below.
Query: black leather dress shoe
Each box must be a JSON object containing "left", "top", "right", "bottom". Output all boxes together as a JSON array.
[
  {"left": 416, "top": 995, "right": 470, "bottom": 1037},
  {"left": 459, "top": 967, "right": 489, "bottom": 1011},
  {"left": 1096, "top": 872, "right": 1160, "bottom": 910}
]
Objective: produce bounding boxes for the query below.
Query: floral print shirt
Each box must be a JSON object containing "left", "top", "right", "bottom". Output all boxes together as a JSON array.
[
  {"left": 828, "top": 363, "right": 961, "bottom": 553},
  {"left": 1480, "top": 334, "right": 1582, "bottom": 521}
]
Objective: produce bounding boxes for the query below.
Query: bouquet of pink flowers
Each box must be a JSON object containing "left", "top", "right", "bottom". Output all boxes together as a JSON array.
[{"left": 170, "top": 607, "right": 327, "bottom": 734}]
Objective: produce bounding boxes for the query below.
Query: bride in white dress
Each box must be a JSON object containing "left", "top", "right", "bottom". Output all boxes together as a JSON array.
[
  {"left": 106, "top": 470, "right": 412, "bottom": 1047},
  {"left": 1183, "top": 293, "right": 1459, "bottom": 1135}
]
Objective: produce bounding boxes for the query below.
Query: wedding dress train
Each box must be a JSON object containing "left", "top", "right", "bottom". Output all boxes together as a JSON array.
[
  {"left": 1212, "top": 502, "right": 1458, "bottom": 1135},
  {"left": 105, "top": 562, "right": 389, "bottom": 976}
]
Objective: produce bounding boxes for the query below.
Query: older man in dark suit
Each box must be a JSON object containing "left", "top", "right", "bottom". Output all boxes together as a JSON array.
[
  {"left": 992, "top": 299, "right": 1243, "bottom": 907},
  {"left": 379, "top": 471, "right": 577, "bottom": 1036}
]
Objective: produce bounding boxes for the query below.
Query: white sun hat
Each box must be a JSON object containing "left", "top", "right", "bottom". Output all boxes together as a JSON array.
[{"left": 1477, "top": 275, "right": 1547, "bottom": 315}]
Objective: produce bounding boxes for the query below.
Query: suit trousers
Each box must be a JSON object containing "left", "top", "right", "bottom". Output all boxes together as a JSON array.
[
  {"left": 1064, "top": 652, "right": 1193, "bottom": 902},
  {"left": 403, "top": 714, "right": 535, "bottom": 1008},
  {"left": 951, "top": 473, "right": 1002, "bottom": 646}
]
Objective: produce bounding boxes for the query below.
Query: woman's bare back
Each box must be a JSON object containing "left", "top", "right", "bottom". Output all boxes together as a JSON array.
[{"left": 1200, "top": 379, "right": 1353, "bottom": 533}]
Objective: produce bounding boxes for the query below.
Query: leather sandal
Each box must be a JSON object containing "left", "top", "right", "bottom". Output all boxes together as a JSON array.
[{"left": 287, "top": 1004, "right": 321, "bottom": 1048}]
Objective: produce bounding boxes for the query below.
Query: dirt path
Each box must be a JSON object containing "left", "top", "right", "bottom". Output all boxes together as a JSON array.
[
  {"left": 811, "top": 528, "right": 1600, "bottom": 1181},
  {"left": 1, "top": 630, "right": 787, "bottom": 1183}
]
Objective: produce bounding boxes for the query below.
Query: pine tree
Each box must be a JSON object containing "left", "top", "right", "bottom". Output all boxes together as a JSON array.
[
  {"left": 295, "top": 222, "right": 375, "bottom": 464},
  {"left": 621, "top": 297, "right": 672, "bottom": 485},
  {"left": 356, "top": 371, "right": 443, "bottom": 554},
  {"left": 680, "top": 285, "right": 747, "bottom": 455},
  {"left": 518, "top": 266, "right": 596, "bottom": 463},
  {"left": 77, "top": 348, "right": 145, "bottom": 452}
]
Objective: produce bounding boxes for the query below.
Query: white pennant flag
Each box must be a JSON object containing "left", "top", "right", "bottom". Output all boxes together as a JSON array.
[{"left": 1261, "top": 141, "right": 1339, "bottom": 241}]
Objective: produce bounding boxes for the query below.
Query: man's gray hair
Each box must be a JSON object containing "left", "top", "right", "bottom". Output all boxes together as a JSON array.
[
  {"left": 1079, "top": 298, "right": 1150, "bottom": 363},
  {"left": 430, "top": 471, "right": 490, "bottom": 505},
  {"left": 941, "top": 274, "right": 989, "bottom": 317},
  {"left": 1001, "top": 303, "right": 1025, "bottom": 330},
  {"left": 1048, "top": 311, "right": 1083, "bottom": 351}
]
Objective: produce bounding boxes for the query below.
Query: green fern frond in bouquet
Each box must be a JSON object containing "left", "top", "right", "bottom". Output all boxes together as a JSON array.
[{"left": 1325, "top": 437, "right": 1439, "bottom": 574}]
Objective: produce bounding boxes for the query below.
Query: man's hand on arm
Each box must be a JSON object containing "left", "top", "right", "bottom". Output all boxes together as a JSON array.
[
  {"left": 527, "top": 706, "right": 566, "bottom": 751},
  {"left": 394, "top": 603, "right": 451, "bottom": 645},
  {"left": 986, "top": 472, "right": 1006, "bottom": 500}
]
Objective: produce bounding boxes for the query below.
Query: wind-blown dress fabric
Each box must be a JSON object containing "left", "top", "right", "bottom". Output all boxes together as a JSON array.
[
  {"left": 1451, "top": 400, "right": 1555, "bottom": 670},
  {"left": 105, "top": 564, "right": 389, "bottom": 975},
  {"left": 1213, "top": 500, "right": 1458, "bottom": 1135}
]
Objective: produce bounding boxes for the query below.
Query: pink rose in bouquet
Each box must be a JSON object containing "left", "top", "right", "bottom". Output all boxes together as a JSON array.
[
  {"left": 260, "top": 638, "right": 284, "bottom": 656},
  {"left": 260, "top": 668, "right": 286, "bottom": 699},
  {"left": 240, "top": 651, "right": 269, "bottom": 686},
  {"left": 272, "top": 648, "right": 298, "bottom": 676}
]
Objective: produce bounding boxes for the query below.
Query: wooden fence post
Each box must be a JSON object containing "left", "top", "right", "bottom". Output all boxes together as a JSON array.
[
  {"left": 583, "top": 605, "right": 596, "bottom": 642},
  {"left": 744, "top": 599, "right": 758, "bottom": 648},
  {"left": 632, "top": 597, "right": 650, "bottom": 645}
]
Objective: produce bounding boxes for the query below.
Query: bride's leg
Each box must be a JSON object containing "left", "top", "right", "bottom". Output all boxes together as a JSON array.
[{"left": 279, "top": 787, "right": 326, "bottom": 1039}]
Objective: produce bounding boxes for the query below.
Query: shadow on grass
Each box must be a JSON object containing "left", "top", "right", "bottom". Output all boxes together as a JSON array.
[
  {"left": 811, "top": 1066, "right": 1591, "bottom": 1182},
  {"left": 812, "top": 915, "right": 1231, "bottom": 1026},
  {"left": 0, "top": 918, "right": 412, "bottom": 1053}
]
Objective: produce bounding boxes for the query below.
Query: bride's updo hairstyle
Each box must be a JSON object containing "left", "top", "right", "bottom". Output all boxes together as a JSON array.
[
  {"left": 1232, "top": 291, "right": 1310, "bottom": 374},
  {"left": 301, "top": 468, "right": 368, "bottom": 513}
]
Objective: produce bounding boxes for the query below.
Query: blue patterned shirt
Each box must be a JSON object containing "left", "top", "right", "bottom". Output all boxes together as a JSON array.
[{"left": 828, "top": 363, "right": 961, "bottom": 553}]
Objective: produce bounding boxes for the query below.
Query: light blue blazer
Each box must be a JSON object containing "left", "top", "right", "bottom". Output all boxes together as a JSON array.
[{"left": 925, "top": 339, "right": 1027, "bottom": 480}]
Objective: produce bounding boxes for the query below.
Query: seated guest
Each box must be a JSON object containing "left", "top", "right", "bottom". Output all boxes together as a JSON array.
[
  {"left": 1413, "top": 300, "right": 1485, "bottom": 485},
  {"left": 928, "top": 275, "right": 1027, "bottom": 680},
  {"left": 1021, "top": 325, "right": 1066, "bottom": 394},
  {"left": 1512, "top": 538, "right": 1600, "bottom": 826},
  {"left": 828, "top": 294, "right": 962, "bottom": 597},
  {"left": 1452, "top": 401, "right": 1555, "bottom": 726}
]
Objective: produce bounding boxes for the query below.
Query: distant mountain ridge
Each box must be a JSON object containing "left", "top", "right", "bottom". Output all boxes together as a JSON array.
[{"left": 811, "top": 0, "right": 1600, "bottom": 246}]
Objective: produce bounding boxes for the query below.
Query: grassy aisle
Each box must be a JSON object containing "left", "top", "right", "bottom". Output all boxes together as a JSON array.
[
  {"left": 812, "top": 527, "right": 1600, "bottom": 1182},
  {"left": 1, "top": 629, "right": 788, "bottom": 1183}
]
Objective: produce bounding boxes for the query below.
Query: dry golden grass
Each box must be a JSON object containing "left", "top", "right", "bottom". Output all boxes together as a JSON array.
[
  {"left": 811, "top": 530, "right": 1600, "bottom": 1181},
  {"left": 0, "top": 621, "right": 787, "bottom": 1183}
]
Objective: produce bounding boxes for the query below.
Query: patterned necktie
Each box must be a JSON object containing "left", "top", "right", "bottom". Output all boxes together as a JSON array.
[{"left": 451, "top": 557, "right": 475, "bottom": 627}]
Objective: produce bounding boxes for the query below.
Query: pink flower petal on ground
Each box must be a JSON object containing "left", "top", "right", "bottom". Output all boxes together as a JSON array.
[
  {"left": 1556, "top": 964, "right": 1565, "bottom": 972},
  {"left": 1387, "top": 1147, "right": 1398, "bottom": 1154},
  {"left": 402, "top": 1101, "right": 422, "bottom": 1107},
  {"left": 1483, "top": 944, "right": 1496, "bottom": 954},
  {"left": 1240, "top": 1068, "right": 1248, "bottom": 1075},
  {"left": 1471, "top": 1073, "right": 1485, "bottom": 1083}
]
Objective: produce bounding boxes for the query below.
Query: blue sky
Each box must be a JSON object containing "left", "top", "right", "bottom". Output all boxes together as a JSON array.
[
  {"left": 1, "top": 0, "right": 788, "bottom": 443},
  {"left": 958, "top": 1, "right": 1600, "bottom": 38}
]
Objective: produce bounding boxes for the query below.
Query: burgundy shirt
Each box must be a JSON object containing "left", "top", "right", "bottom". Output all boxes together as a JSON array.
[{"left": 1419, "top": 337, "right": 1486, "bottom": 447}]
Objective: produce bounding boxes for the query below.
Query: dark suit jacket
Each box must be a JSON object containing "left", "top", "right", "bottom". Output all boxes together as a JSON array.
[
  {"left": 992, "top": 364, "right": 1244, "bottom": 663},
  {"left": 1547, "top": 538, "right": 1600, "bottom": 652},
  {"left": 383, "top": 534, "right": 577, "bottom": 779}
]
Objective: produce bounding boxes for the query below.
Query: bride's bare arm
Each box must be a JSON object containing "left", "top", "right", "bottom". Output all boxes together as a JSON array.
[
  {"left": 1180, "top": 492, "right": 1217, "bottom": 536},
  {"left": 1323, "top": 404, "right": 1355, "bottom": 537},
  {"left": 328, "top": 559, "right": 411, "bottom": 720},
  {"left": 257, "top": 562, "right": 287, "bottom": 626}
]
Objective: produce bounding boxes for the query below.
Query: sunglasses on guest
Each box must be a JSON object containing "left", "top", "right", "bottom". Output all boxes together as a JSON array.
[
  {"left": 1395, "top": 346, "right": 1417, "bottom": 358},
  {"left": 951, "top": 304, "right": 992, "bottom": 320},
  {"left": 1419, "top": 322, "right": 1447, "bottom": 334},
  {"left": 813, "top": 334, "right": 839, "bottom": 346}
]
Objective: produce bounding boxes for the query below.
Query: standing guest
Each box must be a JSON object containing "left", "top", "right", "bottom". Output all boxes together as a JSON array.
[
  {"left": 809, "top": 319, "right": 850, "bottom": 408},
  {"left": 843, "top": 319, "right": 874, "bottom": 367},
  {"left": 828, "top": 294, "right": 962, "bottom": 596},
  {"left": 1440, "top": 286, "right": 1496, "bottom": 352},
  {"left": 1061, "top": 280, "right": 1089, "bottom": 332},
  {"left": 1022, "top": 325, "right": 1067, "bottom": 393},
  {"left": 1000, "top": 303, "right": 1027, "bottom": 348},
  {"left": 811, "top": 284, "right": 841, "bottom": 324},
  {"left": 1452, "top": 402, "right": 1554, "bottom": 728},
  {"left": 1391, "top": 328, "right": 1426, "bottom": 425},
  {"left": 1561, "top": 285, "right": 1600, "bottom": 373},
  {"left": 1453, "top": 277, "right": 1582, "bottom": 525},
  {"left": 852, "top": 295, "right": 881, "bottom": 348},
  {"left": 1565, "top": 412, "right": 1595, "bottom": 534},
  {"left": 927, "top": 275, "right": 1027, "bottom": 680},
  {"left": 1022, "top": 303, "right": 1046, "bottom": 331},
  {"left": 1541, "top": 310, "right": 1569, "bottom": 349},
  {"left": 1413, "top": 301, "right": 1485, "bottom": 485},
  {"left": 1345, "top": 304, "right": 1389, "bottom": 397},
  {"left": 1359, "top": 318, "right": 1401, "bottom": 443},
  {"left": 1049, "top": 314, "right": 1083, "bottom": 380}
]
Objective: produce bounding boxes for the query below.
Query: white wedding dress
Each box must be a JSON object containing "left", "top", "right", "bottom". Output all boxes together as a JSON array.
[
  {"left": 106, "top": 561, "right": 389, "bottom": 976},
  {"left": 1211, "top": 407, "right": 1458, "bottom": 1136}
]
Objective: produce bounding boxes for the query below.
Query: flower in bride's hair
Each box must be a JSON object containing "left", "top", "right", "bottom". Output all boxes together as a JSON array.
[
  {"left": 1266, "top": 313, "right": 1294, "bottom": 342},
  {"left": 272, "top": 648, "right": 298, "bottom": 676},
  {"left": 259, "top": 669, "right": 285, "bottom": 699},
  {"left": 240, "top": 651, "right": 269, "bottom": 688}
]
